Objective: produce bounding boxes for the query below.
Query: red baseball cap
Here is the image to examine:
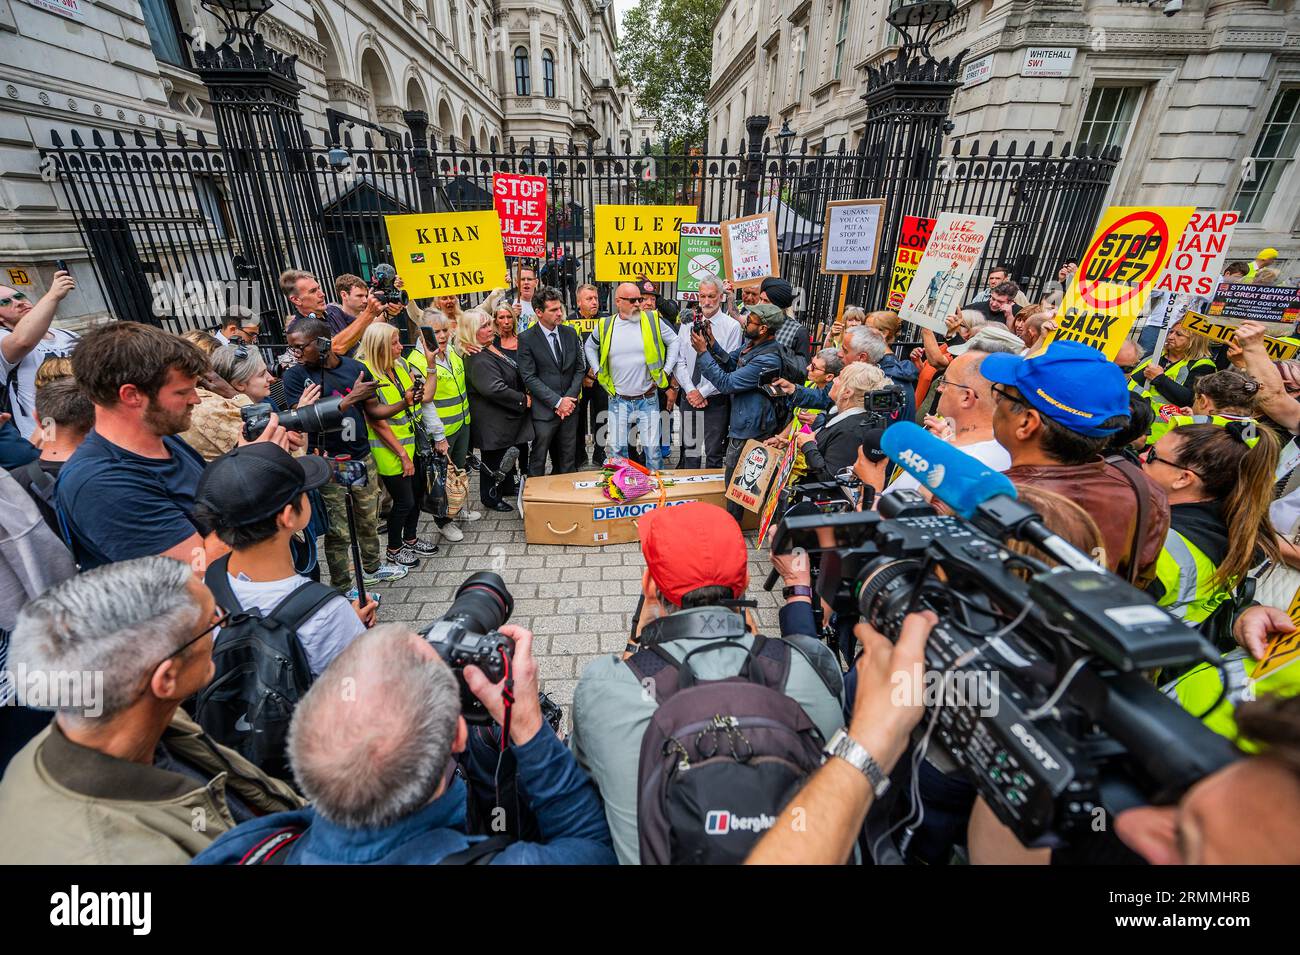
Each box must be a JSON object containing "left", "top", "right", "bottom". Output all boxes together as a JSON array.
[{"left": 638, "top": 502, "right": 749, "bottom": 606}]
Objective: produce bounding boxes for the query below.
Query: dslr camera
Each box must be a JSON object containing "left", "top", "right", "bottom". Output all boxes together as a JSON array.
[
  {"left": 240, "top": 395, "right": 347, "bottom": 441},
  {"left": 772, "top": 489, "right": 1239, "bottom": 851},
  {"left": 421, "top": 572, "right": 516, "bottom": 725},
  {"left": 369, "top": 263, "right": 408, "bottom": 307}
]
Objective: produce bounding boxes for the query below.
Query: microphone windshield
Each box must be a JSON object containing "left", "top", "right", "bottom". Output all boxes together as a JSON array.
[{"left": 880, "top": 421, "right": 1017, "bottom": 519}]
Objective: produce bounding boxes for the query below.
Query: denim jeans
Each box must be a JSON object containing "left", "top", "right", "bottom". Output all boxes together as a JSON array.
[{"left": 608, "top": 394, "right": 662, "bottom": 470}]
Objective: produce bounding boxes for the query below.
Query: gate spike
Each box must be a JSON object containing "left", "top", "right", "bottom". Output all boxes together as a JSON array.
[{"left": 89, "top": 129, "right": 103, "bottom": 147}]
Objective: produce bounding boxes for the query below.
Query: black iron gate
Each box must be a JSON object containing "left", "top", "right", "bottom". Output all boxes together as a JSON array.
[{"left": 41, "top": 6, "right": 1119, "bottom": 342}]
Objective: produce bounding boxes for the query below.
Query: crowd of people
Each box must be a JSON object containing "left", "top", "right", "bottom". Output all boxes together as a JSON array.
[{"left": 0, "top": 246, "right": 1299, "bottom": 867}]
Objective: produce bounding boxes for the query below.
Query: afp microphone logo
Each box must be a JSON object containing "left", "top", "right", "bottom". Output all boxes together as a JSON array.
[{"left": 896, "top": 446, "right": 946, "bottom": 489}]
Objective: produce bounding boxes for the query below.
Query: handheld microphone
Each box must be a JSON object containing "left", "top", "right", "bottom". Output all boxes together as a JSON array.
[{"left": 880, "top": 422, "right": 1102, "bottom": 573}]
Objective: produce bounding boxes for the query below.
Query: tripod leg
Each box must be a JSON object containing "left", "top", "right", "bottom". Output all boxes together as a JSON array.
[{"left": 345, "top": 492, "right": 368, "bottom": 606}]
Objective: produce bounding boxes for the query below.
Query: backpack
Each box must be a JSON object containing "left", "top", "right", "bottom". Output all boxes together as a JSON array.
[
  {"left": 195, "top": 553, "right": 339, "bottom": 780},
  {"left": 627, "top": 618, "right": 828, "bottom": 865}
]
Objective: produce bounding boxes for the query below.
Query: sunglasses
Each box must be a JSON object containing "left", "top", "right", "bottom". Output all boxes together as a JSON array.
[
  {"left": 617, "top": 296, "right": 640, "bottom": 303},
  {"left": 0, "top": 291, "right": 29, "bottom": 308},
  {"left": 1143, "top": 445, "right": 1204, "bottom": 480}
]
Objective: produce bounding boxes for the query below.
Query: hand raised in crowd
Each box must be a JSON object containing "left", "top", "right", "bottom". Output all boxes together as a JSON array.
[
  {"left": 1225, "top": 338, "right": 1246, "bottom": 368},
  {"left": 47, "top": 270, "right": 76, "bottom": 302},
  {"left": 944, "top": 312, "right": 963, "bottom": 335},
  {"left": 1234, "top": 321, "right": 1270, "bottom": 353},
  {"left": 923, "top": 413, "right": 956, "bottom": 441},
  {"left": 687, "top": 389, "right": 707, "bottom": 409},
  {"left": 909, "top": 346, "right": 926, "bottom": 366},
  {"left": 352, "top": 595, "right": 379, "bottom": 628},
  {"left": 850, "top": 611, "right": 938, "bottom": 762},
  {"left": 690, "top": 329, "right": 709, "bottom": 353},
  {"left": 511, "top": 302, "right": 522, "bottom": 320},
  {"left": 200, "top": 368, "right": 238, "bottom": 400},
  {"left": 463, "top": 624, "right": 545, "bottom": 745},
  {"left": 295, "top": 380, "right": 322, "bottom": 409},
  {"left": 1232, "top": 604, "right": 1295, "bottom": 660},
  {"left": 238, "top": 412, "right": 298, "bottom": 452},
  {"left": 796, "top": 410, "right": 817, "bottom": 427}
]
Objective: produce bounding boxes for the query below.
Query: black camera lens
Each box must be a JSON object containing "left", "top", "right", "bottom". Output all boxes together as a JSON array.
[{"left": 445, "top": 571, "right": 514, "bottom": 635}]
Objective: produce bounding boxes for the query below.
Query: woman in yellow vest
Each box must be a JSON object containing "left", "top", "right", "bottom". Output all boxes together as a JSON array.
[
  {"left": 1147, "top": 369, "right": 1261, "bottom": 444},
  {"left": 1129, "top": 323, "right": 1216, "bottom": 416},
  {"left": 355, "top": 322, "right": 438, "bottom": 567},
  {"left": 1141, "top": 421, "right": 1281, "bottom": 632},
  {"left": 416, "top": 309, "right": 482, "bottom": 538}
]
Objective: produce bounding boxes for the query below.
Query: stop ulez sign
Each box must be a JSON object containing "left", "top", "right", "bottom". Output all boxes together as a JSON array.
[{"left": 1045, "top": 205, "right": 1196, "bottom": 360}]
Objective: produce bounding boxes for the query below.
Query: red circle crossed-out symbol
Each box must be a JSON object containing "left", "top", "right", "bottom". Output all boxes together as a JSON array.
[{"left": 1076, "top": 211, "right": 1173, "bottom": 311}]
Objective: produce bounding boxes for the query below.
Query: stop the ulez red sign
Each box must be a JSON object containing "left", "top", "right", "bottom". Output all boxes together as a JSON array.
[
  {"left": 493, "top": 173, "right": 547, "bottom": 258},
  {"left": 1075, "top": 210, "right": 1174, "bottom": 310}
]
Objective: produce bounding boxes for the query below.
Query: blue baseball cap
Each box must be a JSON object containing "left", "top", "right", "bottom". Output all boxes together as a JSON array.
[{"left": 980, "top": 340, "right": 1130, "bottom": 436}]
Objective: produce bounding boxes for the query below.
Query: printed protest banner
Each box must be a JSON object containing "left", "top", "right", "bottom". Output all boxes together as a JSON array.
[
  {"left": 887, "top": 215, "right": 935, "bottom": 310},
  {"left": 721, "top": 212, "right": 779, "bottom": 288},
  {"left": 1154, "top": 210, "right": 1239, "bottom": 298},
  {"left": 384, "top": 210, "right": 507, "bottom": 298},
  {"left": 725, "top": 439, "right": 781, "bottom": 513},
  {"left": 820, "top": 199, "right": 886, "bottom": 275},
  {"left": 1194, "top": 282, "right": 1300, "bottom": 326},
  {"left": 676, "top": 222, "right": 724, "bottom": 301},
  {"left": 757, "top": 423, "right": 801, "bottom": 546},
  {"left": 897, "top": 213, "right": 996, "bottom": 333},
  {"left": 593, "top": 204, "right": 698, "bottom": 281},
  {"left": 492, "top": 173, "right": 547, "bottom": 258},
  {"left": 1178, "top": 312, "right": 1299, "bottom": 360},
  {"left": 1043, "top": 205, "right": 1196, "bottom": 359}
]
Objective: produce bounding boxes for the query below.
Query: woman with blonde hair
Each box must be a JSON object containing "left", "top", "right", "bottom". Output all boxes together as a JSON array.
[
  {"left": 493, "top": 303, "right": 520, "bottom": 355},
  {"left": 786, "top": 361, "right": 890, "bottom": 482},
  {"left": 1128, "top": 322, "right": 1215, "bottom": 413},
  {"left": 823, "top": 305, "right": 866, "bottom": 348},
  {"left": 355, "top": 322, "right": 438, "bottom": 565},
  {"left": 416, "top": 307, "right": 481, "bottom": 535},
  {"left": 455, "top": 308, "right": 490, "bottom": 357}
]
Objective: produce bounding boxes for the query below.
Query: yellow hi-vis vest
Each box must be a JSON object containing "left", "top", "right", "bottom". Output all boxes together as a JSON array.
[
  {"left": 360, "top": 355, "right": 418, "bottom": 477},
  {"left": 1164, "top": 639, "right": 1300, "bottom": 742},
  {"left": 1130, "top": 355, "right": 1216, "bottom": 415},
  {"left": 427, "top": 348, "right": 469, "bottom": 438},
  {"left": 1148, "top": 412, "right": 1259, "bottom": 446},
  {"left": 596, "top": 310, "right": 668, "bottom": 395},
  {"left": 1152, "top": 528, "right": 1230, "bottom": 626}
]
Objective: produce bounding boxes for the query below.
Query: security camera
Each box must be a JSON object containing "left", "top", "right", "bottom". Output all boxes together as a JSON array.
[
  {"left": 326, "top": 146, "right": 351, "bottom": 171},
  {"left": 1162, "top": 0, "right": 1182, "bottom": 15}
]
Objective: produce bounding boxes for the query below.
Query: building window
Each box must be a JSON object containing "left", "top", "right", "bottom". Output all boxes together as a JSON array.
[
  {"left": 796, "top": 29, "right": 808, "bottom": 101},
  {"left": 514, "top": 47, "right": 531, "bottom": 95},
  {"left": 886, "top": 0, "right": 903, "bottom": 48},
  {"left": 834, "top": 1, "right": 851, "bottom": 80},
  {"left": 448, "top": 1, "right": 459, "bottom": 45},
  {"left": 141, "top": 0, "right": 189, "bottom": 69},
  {"left": 1077, "top": 86, "right": 1142, "bottom": 152},
  {"left": 543, "top": 49, "right": 556, "bottom": 98},
  {"left": 1233, "top": 87, "right": 1300, "bottom": 223}
]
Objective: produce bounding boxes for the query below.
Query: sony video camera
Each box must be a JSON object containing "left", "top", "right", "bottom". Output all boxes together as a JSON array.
[
  {"left": 770, "top": 422, "right": 1240, "bottom": 849},
  {"left": 240, "top": 395, "right": 347, "bottom": 442},
  {"left": 420, "top": 572, "right": 516, "bottom": 725},
  {"left": 369, "top": 263, "right": 408, "bottom": 307}
]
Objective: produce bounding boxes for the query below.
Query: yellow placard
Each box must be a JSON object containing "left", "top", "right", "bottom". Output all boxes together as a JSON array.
[
  {"left": 7, "top": 268, "right": 31, "bottom": 286},
  {"left": 383, "top": 211, "right": 506, "bottom": 298},
  {"left": 1044, "top": 205, "right": 1196, "bottom": 359},
  {"left": 1179, "top": 312, "right": 1300, "bottom": 361},
  {"left": 566, "top": 315, "right": 602, "bottom": 336},
  {"left": 593, "top": 204, "right": 698, "bottom": 282}
]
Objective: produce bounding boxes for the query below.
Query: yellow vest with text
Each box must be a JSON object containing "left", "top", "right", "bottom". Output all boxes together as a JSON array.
[
  {"left": 427, "top": 348, "right": 469, "bottom": 438},
  {"left": 596, "top": 310, "right": 669, "bottom": 395},
  {"left": 1147, "top": 412, "right": 1259, "bottom": 446},
  {"left": 360, "top": 355, "right": 418, "bottom": 477}
]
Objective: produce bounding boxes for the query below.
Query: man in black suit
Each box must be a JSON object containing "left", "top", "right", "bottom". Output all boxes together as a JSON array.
[{"left": 519, "top": 285, "right": 585, "bottom": 476}]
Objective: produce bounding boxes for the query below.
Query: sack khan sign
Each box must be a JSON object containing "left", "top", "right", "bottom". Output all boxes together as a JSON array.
[{"left": 1021, "top": 48, "right": 1075, "bottom": 78}]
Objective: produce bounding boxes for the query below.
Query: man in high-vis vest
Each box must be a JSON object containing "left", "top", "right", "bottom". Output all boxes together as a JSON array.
[{"left": 583, "top": 281, "right": 679, "bottom": 470}]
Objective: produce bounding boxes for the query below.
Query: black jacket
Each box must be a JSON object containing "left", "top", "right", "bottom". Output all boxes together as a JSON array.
[
  {"left": 801, "top": 410, "right": 879, "bottom": 481},
  {"left": 518, "top": 322, "right": 585, "bottom": 422},
  {"left": 467, "top": 345, "right": 536, "bottom": 451}
]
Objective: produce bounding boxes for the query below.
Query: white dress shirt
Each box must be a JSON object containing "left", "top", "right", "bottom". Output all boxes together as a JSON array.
[{"left": 675, "top": 309, "right": 743, "bottom": 400}]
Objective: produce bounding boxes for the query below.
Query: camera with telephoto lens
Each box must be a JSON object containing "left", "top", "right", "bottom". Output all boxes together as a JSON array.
[
  {"left": 771, "top": 490, "right": 1240, "bottom": 854},
  {"left": 420, "top": 572, "right": 516, "bottom": 725},
  {"left": 240, "top": 395, "right": 347, "bottom": 441},
  {"left": 369, "top": 263, "right": 407, "bottom": 306}
]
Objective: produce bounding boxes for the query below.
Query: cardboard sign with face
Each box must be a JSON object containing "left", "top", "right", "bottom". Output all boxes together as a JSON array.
[{"left": 740, "top": 446, "right": 770, "bottom": 491}]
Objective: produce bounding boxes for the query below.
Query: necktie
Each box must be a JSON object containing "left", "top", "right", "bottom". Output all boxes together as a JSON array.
[{"left": 550, "top": 330, "right": 562, "bottom": 365}]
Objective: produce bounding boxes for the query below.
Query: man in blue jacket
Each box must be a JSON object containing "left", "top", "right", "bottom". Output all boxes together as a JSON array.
[
  {"left": 193, "top": 623, "right": 615, "bottom": 865},
  {"left": 691, "top": 302, "right": 788, "bottom": 521}
]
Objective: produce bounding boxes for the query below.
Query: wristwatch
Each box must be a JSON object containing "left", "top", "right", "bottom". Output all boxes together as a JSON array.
[
  {"left": 823, "top": 728, "right": 891, "bottom": 797},
  {"left": 782, "top": 584, "right": 813, "bottom": 601}
]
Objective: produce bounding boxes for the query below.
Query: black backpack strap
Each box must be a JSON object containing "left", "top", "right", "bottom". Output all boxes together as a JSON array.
[
  {"left": 267, "top": 580, "right": 346, "bottom": 632},
  {"left": 439, "top": 834, "right": 514, "bottom": 865},
  {"left": 238, "top": 825, "right": 305, "bottom": 865},
  {"left": 203, "top": 553, "right": 243, "bottom": 614},
  {"left": 624, "top": 644, "right": 682, "bottom": 704},
  {"left": 676, "top": 634, "right": 785, "bottom": 690}
]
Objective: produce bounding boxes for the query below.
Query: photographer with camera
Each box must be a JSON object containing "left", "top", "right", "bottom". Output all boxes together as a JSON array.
[
  {"left": 984, "top": 340, "right": 1170, "bottom": 585},
  {"left": 775, "top": 325, "right": 916, "bottom": 428},
  {"left": 776, "top": 362, "right": 892, "bottom": 483},
  {"left": 194, "top": 620, "right": 616, "bottom": 865},
  {"left": 675, "top": 277, "right": 743, "bottom": 469},
  {"left": 281, "top": 316, "right": 419, "bottom": 588},
  {"left": 56, "top": 324, "right": 294, "bottom": 572},
  {"left": 0, "top": 268, "right": 78, "bottom": 439},
  {"left": 570, "top": 502, "right": 844, "bottom": 864}
]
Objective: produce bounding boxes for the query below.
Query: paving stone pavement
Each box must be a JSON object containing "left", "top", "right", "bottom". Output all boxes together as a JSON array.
[{"left": 324, "top": 469, "right": 786, "bottom": 718}]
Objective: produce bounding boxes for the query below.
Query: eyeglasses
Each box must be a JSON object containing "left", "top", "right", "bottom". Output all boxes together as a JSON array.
[
  {"left": 0, "top": 291, "right": 29, "bottom": 307},
  {"left": 1143, "top": 445, "right": 1204, "bottom": 480},
  {"left": 937, "top": 379, "right": 978, "bottom": 399},
  {"left": 286, "top": 343, "right": 308, "bottom": 355},
  {"left": 140, "top": 606, "right": 231, "bottom": 686},
  {"left": 990, "top": 383, "right": 1025, "bottom": 408}
]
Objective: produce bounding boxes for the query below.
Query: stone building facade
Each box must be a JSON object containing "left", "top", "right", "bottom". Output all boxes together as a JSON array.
[
  {"left": 0, "top": 0, "right": 639, "bottom": 326},
  {"left": 707, "top": 0, "right": 1300, "bottom": 274}
]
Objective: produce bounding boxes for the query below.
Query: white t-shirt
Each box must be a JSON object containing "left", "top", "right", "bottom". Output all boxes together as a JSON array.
[
  {"left": 0, "top": 327, "right": 79, "bottom": 438},
  {"left": 585, "top": 314, "right": 679, "bottom": 397},
  {"left": 221, "top": 572, "right": 365, "bottom": 677},
  {"left": 884, "top": 438, "right": 1011, "bottom": 496}
]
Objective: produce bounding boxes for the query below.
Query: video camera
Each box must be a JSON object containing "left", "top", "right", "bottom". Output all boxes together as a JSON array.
[
  {"left": 240, "top": 395, "right": 347, "bottom": 442},
  {"left": 771, "top": 421, "right": 1239, "bottom": 848},
  {"left": 369, "top": 263, "right": 408, "bottom": 307},
  {"left": 864, "top": 384, "right": 907, "bottom": 426}
]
